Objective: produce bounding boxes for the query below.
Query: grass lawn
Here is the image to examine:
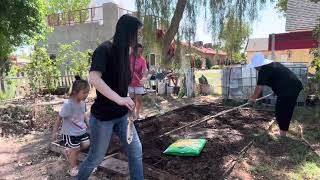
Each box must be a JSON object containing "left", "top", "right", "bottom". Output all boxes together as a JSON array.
[
  {"left": 195, "top": 70, "right": 223, "bottom": 95},
  {"left": 240, "top": 106, "right": 320, "bottom": 179}
]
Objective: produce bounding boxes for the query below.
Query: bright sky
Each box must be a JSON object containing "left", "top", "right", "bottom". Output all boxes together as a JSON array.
[
  {"left": 16, "top": 0, "right": 286, "bottom": 55},
  {"left": 123, "top": 0, "right": 286, "bottom": 43}
]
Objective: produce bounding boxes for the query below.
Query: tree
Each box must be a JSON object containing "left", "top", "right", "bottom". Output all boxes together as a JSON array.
[
  {"left": 0, "top": 0, "right": 47, "bottom": 52},
  {"left": 0, "top": 0, "right": 47, "bottom": 72},
  {"left": 313, "top": 19, "right": 320, "bottom": 42},
  {"left": 46, "top": 0, "right": 91, "bottom": 14},
  {"left": 136, "top": 0, "right": 269, "bottom": 65},
  {"left": 24, "top": 48, "right": 60, "bottom": 92},
  {"left": 275, "top": 0, "right": 288, "bottom": 14},
  {"left": 219, "top": 11, "right": 251, "bottom": 63},
  {"left": 23, "top": 42, "right": 92, "bottom": 93},
  {"left": 55, "top": 41, "right": 93, "bottom": 78},
  {"left": 46, "top": 0, "right": 91, "bottom": 24},
  {"left": 0, "top": 0, "right": 47, "bottom": 88},
  {"left": 276, "top": 0, "right": 320, "bottom": 14}
]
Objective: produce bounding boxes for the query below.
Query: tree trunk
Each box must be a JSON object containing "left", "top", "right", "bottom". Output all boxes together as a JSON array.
[{"left": 162, "top": 0, "right": 187, "bottom": 65}]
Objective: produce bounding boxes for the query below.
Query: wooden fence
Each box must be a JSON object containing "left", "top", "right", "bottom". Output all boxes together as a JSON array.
[{"left": 0, "top": 71, "right": 77, "bottom": 100}]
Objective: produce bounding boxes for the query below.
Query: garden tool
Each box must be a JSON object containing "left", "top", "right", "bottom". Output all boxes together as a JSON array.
[
  {"left": 154, "top": 93, "right": 274, "bottom": 140},
  {"left": 127, "top": 110, "right": 135, "bottom": 144}
]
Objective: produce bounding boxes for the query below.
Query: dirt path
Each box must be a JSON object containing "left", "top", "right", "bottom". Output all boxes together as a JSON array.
[
  {"left": 0, "top": 132, "right": 66, "bottom": 180},
  {"left": 0, "top": 132, "right": 111, "bottom": 180}
]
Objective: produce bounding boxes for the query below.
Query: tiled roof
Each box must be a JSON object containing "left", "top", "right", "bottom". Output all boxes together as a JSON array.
[
  {"left": 245, "top": 38, "right": 269, "bottom": 52},
  {"left": 180, "top": 42, "right": 227, "bottom": 55},
  {"left": 286, "top": 0, "right": 320, "bottom": 32}
]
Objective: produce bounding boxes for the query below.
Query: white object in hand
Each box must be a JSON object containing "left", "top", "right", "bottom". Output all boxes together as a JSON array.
[{"left": 127, "top": 117, "right": 134, "bottom": 144}]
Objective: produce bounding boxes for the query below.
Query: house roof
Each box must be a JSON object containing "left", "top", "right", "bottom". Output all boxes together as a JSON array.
[
  {"left": 245, "top": 38, "right": 269, "bottom": 52},
  {"left": 286, "top": 0, "right": 320, "bottom": 32},
  {"left": 180, "top": 42, "right": 227, "bottom": 56}
]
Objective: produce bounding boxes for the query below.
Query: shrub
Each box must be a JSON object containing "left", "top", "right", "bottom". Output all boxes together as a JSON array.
[
  {"left": 195, "top": 57, "right": 202, "bottom": 69},
  {"left": 205, "top": 58, "right": 212, "bottom": 69},
  {"left": 198, "top": 74, "right": 208, "bottom": 85}
]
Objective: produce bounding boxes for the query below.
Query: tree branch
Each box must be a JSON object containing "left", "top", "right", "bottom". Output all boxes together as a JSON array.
[{"left": 162, "top": 0, "right": 187, "bottom": 64}]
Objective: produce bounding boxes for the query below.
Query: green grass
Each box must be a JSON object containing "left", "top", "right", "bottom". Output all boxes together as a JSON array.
[
  {"left": 249, "top": 163, "right": 274, "bottom": 179},
  {"left": 289, "top": 162, "right": 320, "bottom": 180},
  {"left": 0, "top": 79, "right": 18, "bottom": 101},
  {"left": 253, "top": 106, "right": 320, "bottom": 179},
  {"left": 288, "top": 141, "right": 314, "bottom": 165},
  {"left": 289, "top": 107, "right": 320, "bottom": 145},
  {"left": 195, "top": 70, "right": 222, "bottom": 95}
]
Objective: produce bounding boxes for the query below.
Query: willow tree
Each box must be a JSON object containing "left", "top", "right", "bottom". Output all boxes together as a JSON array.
[
  {"left": 136, "top": 0, "right": 268, "bottom": 65},
  {"left": 219, "top": 10, "right": 251, "bottom": 64}
]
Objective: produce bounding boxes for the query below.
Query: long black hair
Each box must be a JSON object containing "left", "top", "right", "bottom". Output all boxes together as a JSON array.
[{"left": 112, "top": 14, "right": 142, "bottom": 93}]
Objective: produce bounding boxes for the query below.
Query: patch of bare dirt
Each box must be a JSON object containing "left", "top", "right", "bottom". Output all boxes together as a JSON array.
[{"left": 0, "top": 105, "right": 56, "bottom": 138}]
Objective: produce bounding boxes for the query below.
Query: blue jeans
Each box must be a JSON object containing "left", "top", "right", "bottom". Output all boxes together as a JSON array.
[{"left": 77, "top": 115, "right": 144, "bottom": 180}]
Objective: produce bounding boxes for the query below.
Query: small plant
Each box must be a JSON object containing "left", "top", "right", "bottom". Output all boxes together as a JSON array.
[
  {"left": 56, "top": 41, "right": 93, "bottom": 78},
  {"left": 198, "top": 74, "right": 210, "bottom": 95},
  {"left": 23, "top": 48, "right": 60, "bottom": 93},
  {"left": 309, "top": 48, "right": 320, "bottom": 97},
  {"left": 210, "top": 65, "right": 221, "bottom": 69},
  {"left": 195, "top": 57, "right": 202, "bottom": 69},
  {"left": 205, "top": 58, "right": 212, "bottom": 69},
  {"left": 198, "top": 74, "right": 208, "bottom": 85}
]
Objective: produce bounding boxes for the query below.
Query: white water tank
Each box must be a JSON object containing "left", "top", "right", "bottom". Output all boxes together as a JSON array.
[{"left": 90, "top": 0, "right": 123, "bottom": 7}]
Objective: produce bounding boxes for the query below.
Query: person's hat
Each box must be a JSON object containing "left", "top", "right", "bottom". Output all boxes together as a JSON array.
[{"left": 247, "top": 53, "right": 273, "bottom": 68}]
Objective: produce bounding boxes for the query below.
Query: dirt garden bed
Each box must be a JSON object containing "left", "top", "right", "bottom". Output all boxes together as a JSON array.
[
  {"left": 111, "top": 103, "right": 274, "bottom": 179},
  {"left": 2, "top": 96, "right": 318, "bottom": 179}
]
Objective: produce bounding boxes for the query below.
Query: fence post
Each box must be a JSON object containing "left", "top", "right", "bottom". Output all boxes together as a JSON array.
[
  {"left": 67, "top": 71, "right": 72, "bottom": 87},
  {"left": 0, "top": 73, "right": 5, "bottom": 93}
]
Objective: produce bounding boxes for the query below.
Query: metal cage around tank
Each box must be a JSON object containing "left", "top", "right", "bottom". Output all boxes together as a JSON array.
[{"left": 222, "top": 62, "right": 308, "bottom": 106}]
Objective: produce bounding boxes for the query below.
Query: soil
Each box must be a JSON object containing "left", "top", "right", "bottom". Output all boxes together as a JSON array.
[
  {"left": 0, "top": 133, "right": 110, "bottom": 180},
  {"left": 133, "top": 103, "right": 273, "bottom": 180},
  {"left": 0, "top": 105, "right": 57, "bottom": 138}
]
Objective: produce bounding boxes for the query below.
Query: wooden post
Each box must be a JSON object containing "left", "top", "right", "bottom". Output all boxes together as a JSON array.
[
  {"left": 0, "top": 74, "right": 5, "bottom": 93},
  {"left": 62, "top": 74, "right": 66, "bottom": 86},
  {"left": 185, "top": 68, "right": 195, "bottom": 98},
  {"left": 3, "top": 77, "right": 7, "bottom": 94},
  {"left": 65, "top": 71, "right": 69, "bottom": 87},
  {"left": 68, "top": 71, "right": 73, "bottom": 87},
  {"left": 60, "top": 76, "right": 63, "bottom": 87},
  {"left": 271, "top": 33, "right": 276, "bottom": 60}
]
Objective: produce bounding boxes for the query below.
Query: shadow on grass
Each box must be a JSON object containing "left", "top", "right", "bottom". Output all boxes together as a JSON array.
[{"left": 251, "top": 129, "right": 320, "bottom": 179}]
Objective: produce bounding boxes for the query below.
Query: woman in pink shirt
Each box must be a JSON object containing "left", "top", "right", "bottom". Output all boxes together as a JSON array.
[{"left": 129, "top": 44, "right": 148, "bottom": 120}]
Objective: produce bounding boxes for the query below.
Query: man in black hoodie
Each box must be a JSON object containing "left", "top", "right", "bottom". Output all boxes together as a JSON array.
[{"left": 248, "top": 53, "right": 303, "bottom": 137}]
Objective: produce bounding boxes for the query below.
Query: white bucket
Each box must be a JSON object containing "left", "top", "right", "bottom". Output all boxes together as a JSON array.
[
  {"left": 166, "top": 86, "right": 174, "bottom": 95},
  {"left": 158, "top": 82, "right": 166, "bottom": 95}
]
